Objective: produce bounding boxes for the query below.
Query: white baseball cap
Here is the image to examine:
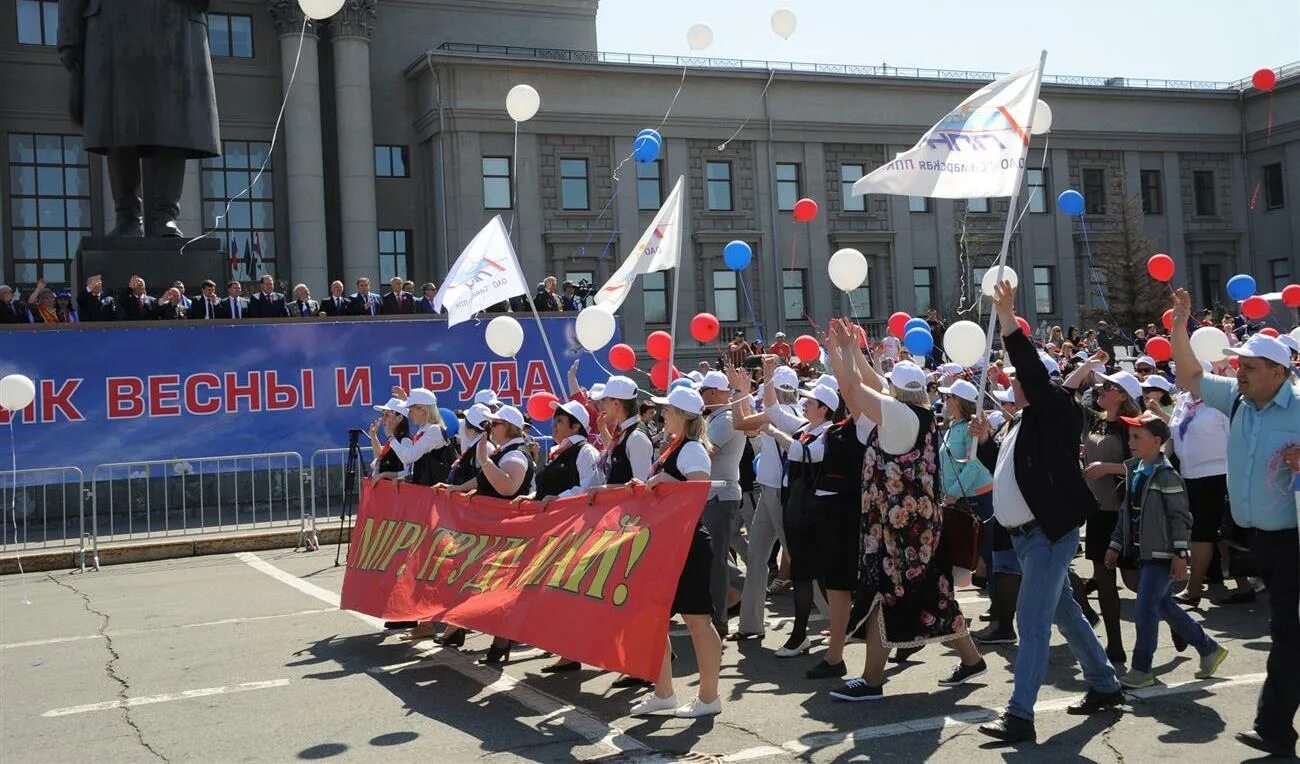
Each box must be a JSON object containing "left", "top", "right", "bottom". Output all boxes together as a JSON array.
[
  {"left": 405, "top": 388, "right": 438, "bottom": 408},
  {"left": 1134, "top": 355, "right": 1157, "bottom": 370},
  {"left": 994, "top": 388, "right": 1017, "bottom": 404},
  {"left": 373, "top": 397, "right": 407, "bottom": 414},
  {"left": 988, "top": 410, "right": 1007, "bottom": 430},
  {"left": 473, "top": 389, "right": 500, "bottom": 407},
  {"left": 651, "top": 385, "right": 705, "bottom": 416},
  {"left": 485, "top": 405, "right": 525, "bottom": 429},
  {"left": 806, "top": 373, "right": 840, "bottom": 392},
  {"left": 700, "top": 370, "right": 730, "bottom": 391},
  {"left": 799, "top": 384, "right": 840, "bottom": 411},
  {"left": 1141, "top": 375, "right": 1173, "bottom": 393},
  {"left": 688, "top": 370, "right": 705, "bottom": 384},
  {"left": 1278, "top": 334, "right": 1300, "bottom": 356},
  {"left": 1225, "top": 334, "right": 1292, "bottom": 368},
  {"left": 938, "top": 362, "right": 964, "bottom": 375},
  {"left": 587, "top": 383, "right": 605, "bottom": 400},
  {"left": 596, "top": 375, "right": 639, "bottom": 401},
  {"left": 1097, "top": 370, "right": 1143, "bottom": 402},
  {"left": 552, "top": 399, "right": 591, "bottom": 431},
  {"left": 887, "top": 361, "right": 927, "bottom": 392},
  {"left": 771, "top": 366, "right": 799, "bottom": 392},
  {"left": 463, "top": 403, "right": 492, "bottom": 429},
  {"left": 938, "top": 379, "right": 979, "bottom": 403},
  {"left": 1037, "top": 353, "right": 1061, "bottom": 376}
]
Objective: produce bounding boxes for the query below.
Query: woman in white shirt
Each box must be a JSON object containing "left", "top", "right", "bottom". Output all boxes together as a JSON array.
[
  {"left": 368, "top": 397, "right": 412, "bottom": 480},
  {"left": 388, "top": 387, "right": 451, "bottom": 486}
]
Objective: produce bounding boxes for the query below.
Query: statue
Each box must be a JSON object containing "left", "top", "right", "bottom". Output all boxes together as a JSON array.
[{"left": 57, "top": 0, "right": 221, "bottom": 238}]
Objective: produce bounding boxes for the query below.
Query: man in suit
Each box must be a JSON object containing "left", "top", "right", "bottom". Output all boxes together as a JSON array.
[
  {"left": 382, "top": 276, "right": 413, "bottom": 315},
  {"left": 248, "top": 274, "right": 287, "bottom": 318},
  {"left": 77, "top": 273, "right": 118, "bottom": 321},
  {"left": 121, "top": 275, "right": 157, "bottom": 320},
  {"left": 190, "top": 279, "right": 221, "bottom": 320},
  {"left": 0, "top": 286, "right": 24, "bottom": 324},
  {"left": 216, "top": 280, "right": 249, "bottom": 319},
  {"left": 288, "top": 284, "right": 319, "bottom": 318},
  {"left": 351, "top": 277, "right": 383, "bottom": 317},
  {"left": 415, "top": 282, "right": 438, "bottom": 314},
  {"left": 319, "top": 280, "right": 350, "bottom": 317}
]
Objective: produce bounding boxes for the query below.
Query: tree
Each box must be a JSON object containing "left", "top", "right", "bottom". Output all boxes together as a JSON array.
[{"left": 1082, "top": 174, "right": 1167, "bottom": 332}]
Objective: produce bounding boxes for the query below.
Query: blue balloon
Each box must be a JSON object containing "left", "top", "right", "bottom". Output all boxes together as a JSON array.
[
  {"left": 723, "top": 240, "right": 752, "bottom": 271},
  {"left": 439, "top": 408, "right": 459, "bottom": 437},
  {"left": 669, "top": 378, "right": 696, "bottom": 392},
  {"left": 636, "top": 128, "right": 662, "bottom": 142},
  {"left": 904, "top": 327, "right": 934, "bottom": 356},
  {"left": 903, "top": 317, "right": 930, "bottom": 335},
  {"left": 1058, "top": 189, "right": 1085, "bottom": 216},
  {"left": 1226, "top": 273, "right": 1257, "bottom": 302},
  {"left": 632, "top": 134, "right": 661, "bottom": 163}
]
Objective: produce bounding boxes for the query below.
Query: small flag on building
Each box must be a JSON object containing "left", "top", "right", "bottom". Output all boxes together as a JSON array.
[{"left": 229, "top": 238, "right": 240, "bottom": 279}]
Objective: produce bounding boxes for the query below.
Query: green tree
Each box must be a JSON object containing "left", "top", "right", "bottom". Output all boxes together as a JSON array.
[{"left": 1083, "top": 174, "right": 1167, "bottom": 331}]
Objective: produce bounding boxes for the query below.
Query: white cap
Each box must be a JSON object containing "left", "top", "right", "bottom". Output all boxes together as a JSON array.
[
  {"left": 799, "top": 384, "right": 840, "bottom": 411},
  {"left": 700, "top": 370, "right": 730, "bottom": 391},
  {"left": 688, "top": 370, "right": 705, "bottom": 383},
  {"left": 473, "top": 389, "right": 500, "bottom": 407},
  {"left": 887, "top": 361, "right": 927, "bottom": 392},
  {"left": 988, "top": 410, "right": 1007, "bottom": 430},
  {"left": 805, "top": 373, "right": 840, "bottom": 392},
  {"left": 587, "top": 383, "right": 605, "bottom": 400},
  {"left": 1278, "top": 334, "right": 1300, "bottom": 356},
  {"left": 1141, "top": 375, "right": 1173, "bottom": 393},
  {"left": 1134, "top": 355, "right": 1157, "bottom": 370},
  {"left": 994, "top": 388, "right": 1017, "bottom": 404},
  {"left": 405, "top": 388, "right": 437, "bottom": 408},
  {"left": 771, "top": 366, "right": 799, "bottom": 392},
  {"left": 775, "top": 331, "right": 786, "bottom": 339},
  {"left": 938, "top": 362, "right": 964, "bottom": 375},
  {"left": 1037, "top": 353, "right": 1061, "bottom": 376},
  {"left": 1097, "top": 370, "right": 1143, "bottom": 402},
  {"left": 651, "top": 385, "right": 705, "bottom": 416},
  {"left": 597, "top": 375, "right": 639, "bottom": 401},
  {"left": 463, "top": 403, "right": 492, "bottom": 429},
  {"left": 485, "top": 405, "right": 525, "bottom": 429},
  {"left": 552, "top": 399, "right": 591, "bottom": 431},
  {"left": 1225, "top": 334, "right": 1292, "bottom": 367},
  {"left": 938, "top": 379, "right": 979, "bottom": 403},
  {"left": 1073, "top": 351, "right": 1089, "bottom": 361},
  {"left": 1003, "top": 366, "right": 1017, "bottom": 376},
  {"left": 373, "top": 397, "right": 407, "bottom": 414}
]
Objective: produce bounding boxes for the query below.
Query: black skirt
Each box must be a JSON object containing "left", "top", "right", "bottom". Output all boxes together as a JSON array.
[
  {"left": 1186, "top": 474, "right": 1228, "bottom": 543},
  {"left": 815, "top": 492, "right": 862, "bottom": 591},
  {"left": 672, "top": 524, "right": 714, "bottom": 615}
]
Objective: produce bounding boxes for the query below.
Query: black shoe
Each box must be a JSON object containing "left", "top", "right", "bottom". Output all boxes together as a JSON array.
[
  {"left": 978, "top": 713, "right": 1036, "bottom": 743},
  {"left": 974, "top": 627, "right": 1018, "bottom": 646},
  {"left": 724, "top": 631, "right": 764, "bottom": 642},
  {"left": 479, "top": 641, "right": 513, "bottom": 666},
  {"left": 383, "top": 621, "right": 418, "bottom": 630},
  {"left": 1214, "top": 589, "right": 1257, "bottom": 606},
  {"left": 1081, "top": 604, "right": 1101, "bottom": 627},
  {"left": 972, "top": 573, "right": 988, "bottom": 589},
  {"left": 829, "top": 678, "right": 883, "bottom": 702},
  {"left": 1235, "top": 730, "right": 1297, "bottom": 758},
  {"left": 540, "top": 660, "right": 581, "bottom": 673},
  {"left": 1106, "top": 648, "right": 1128, "bottom": 669},
  {"left": 108, "top": 216, "right": 144, "bottom": 237},
  {"left": 805, "top": 659, "right": 847, "bottom": 679},
  {"left": 434, "top": 630, "right": 465, "bottom": 648},
  {"left": 1171, "top": 627, "right": 1188, "bottom": 653},
  {"left": 939, "top": 660, "right": 988, "bottom": 687},
  {"left": 891, "top": 645, "right": 923, "bottom": 663},
  {"left": 611, "top": 674, "right": 653, "bottom": 689},
  {"left": 1067, "top": 688, "right": 1125, "bottom": 715}
]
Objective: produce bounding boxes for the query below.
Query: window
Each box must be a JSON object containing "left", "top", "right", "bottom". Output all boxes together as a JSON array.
[
  {"left": 706, "top": 161, "right": 732, "bottom": 211},
  {"left": 848, "top": 283, "right": 872, "bottom": 318},
  {"left": 972, "top": 267, "right": 993, "bottom": 312},
  {"left": 1033, "top": 266, "right": 1055, "bottom": 315},
  {"left": 1087, "top": 266, "right": 1107, "bottom": 309},
  {"left": 636, "top": 160, "right": 662, "bottom": 210},
  {"left": 643, "top": 272, "right": 668, "bottom": 324},
  {"left": 1193, "top": 170, "right": 1216, "bottom": 216},
  {"left": 1270, "top": 258, "right": 1291, "bottom": 291},
  {"left": 782, "top": 270, "right": 806, "bottom": 321},
  {"left": 482, "top": 157, "right": 511, "bottom": 210},
  {"left": 913, "top": 268, "right": 935, "bottom": 313},
  {"left": 908, "top": 196, "right": 930, "bottom": 213},
  {"left": 565, "top": 271, "right": 594, "bottom": 291},
  {"left": 1199, "top": 264, "right": 1222, "bottom": 309},
  {"left": 8, "top": 134, "right": 89, "bottom": 285},
  {"left": 967, "top": 197, "right": 989, "bottom": 213},
  {"left": 841, "top": 164, "right": 865, "bottom": 211},
  {"left": 378, "top": 230, "right": 410, "bottom": 285},
  {"left": 776, "top": 163, "right": 801, "bottom": 212},
  {"left": 201, "top": 140, "right": 276, "bottom": 280},
  {"left": 560, "top": 158, "right": 589, "bottom": 210},
  {"left": 712, "top": 270, "right": 739, "bottom": 322},
  {"left": 1026, "top": 168, "right": 1048, "bottom": 213},
  {"left": 1140, "top": 170, "right": 1163, "bottom": 215},
  {"left": 207, "top": 13, "right": 253, "bottom": 58},
  {"left": 1264, "top": 163, "right": 1285, "bottom": 210},
  {"left": 16, "top": 0, "right": 57, "bottom": 45},
  {"left": 374, "top": 146, "right": 408, "bottom": 178},
  {"left": 1081, "top": 169, "right": 1106, "bottom": 215}
]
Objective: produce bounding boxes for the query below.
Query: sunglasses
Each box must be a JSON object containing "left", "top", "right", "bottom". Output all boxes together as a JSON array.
[{"left": 1099, "top": 382, "right": 1121, "bottom": 393}]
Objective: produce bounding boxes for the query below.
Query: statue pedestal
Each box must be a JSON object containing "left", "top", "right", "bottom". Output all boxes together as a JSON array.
[{"left": 75, "top": 237, "right": 226, "bottom": 296}]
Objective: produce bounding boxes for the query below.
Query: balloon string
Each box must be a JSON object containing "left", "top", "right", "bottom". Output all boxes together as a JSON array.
[
  {"left": 507, "top": 120, "right": 520, "bottom": 239},
  {"left": 718, "top": 69, "right": 776, "bottom": 152},
  {"left": 7, "top": 421, "right": 30, "bottom": 604},
  {"left": 738, "top": 273, "right": 764, "bottom": 343},
  {"left": 570, "top": 185, "right": 620, "bottom": 266},
  {"left": 587, "top": 350, "right": 615, "bottom": 379}
]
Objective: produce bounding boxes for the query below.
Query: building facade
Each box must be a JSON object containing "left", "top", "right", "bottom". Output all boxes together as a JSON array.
[{"left": 2, "top": 0, "right": 1296, "bottom": 351}]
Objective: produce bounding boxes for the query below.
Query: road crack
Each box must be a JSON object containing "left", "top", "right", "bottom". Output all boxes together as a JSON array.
[
  {"left": 47, "top": 573, "right": 168, "bottom": 763},
  {"left": 1099, "top": 709, "right": 1125, "bottom": 763}
]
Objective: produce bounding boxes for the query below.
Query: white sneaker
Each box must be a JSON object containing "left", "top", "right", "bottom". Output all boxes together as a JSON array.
[
  {"left": 774, "top": 638, "right": 812, "bottom": 657},
  {"left": 674, "top": 696, "right": 722, "bottom": 718},
  {"left": 630, "top": 693, "right": 678, "bottom": 716}
]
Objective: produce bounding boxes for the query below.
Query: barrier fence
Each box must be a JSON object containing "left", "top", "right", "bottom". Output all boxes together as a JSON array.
[{"left": 1, "top": 466, "right": 90, "bottom": 570}]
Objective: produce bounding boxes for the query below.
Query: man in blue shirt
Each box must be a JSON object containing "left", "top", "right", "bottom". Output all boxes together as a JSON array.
[{"left": 1171, "top": 288, "right": 1300, "bottom": 758}]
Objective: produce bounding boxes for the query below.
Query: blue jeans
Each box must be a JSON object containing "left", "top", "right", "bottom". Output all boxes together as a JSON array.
[
  {"left": 1133, "top": 560, "right": 1217, "bottom": 673},
  {"left": 1008, "top": 526, "right": 1120, "bottom": 721}
]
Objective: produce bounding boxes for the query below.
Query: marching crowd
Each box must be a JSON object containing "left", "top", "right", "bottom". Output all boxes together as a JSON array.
[{"left": 357, "top": 281, "right": 1299, "bottom": 751}]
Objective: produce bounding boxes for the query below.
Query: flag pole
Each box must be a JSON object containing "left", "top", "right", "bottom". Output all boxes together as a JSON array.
[
  {"left": 970, "top": 49, "right": 1048, "bottom": 456},
  {"left": 666, "top": 263, "right": 682, "bottom": 387},
  {"left": 524, "top": 294, "right": 567, "bottom": 400}
]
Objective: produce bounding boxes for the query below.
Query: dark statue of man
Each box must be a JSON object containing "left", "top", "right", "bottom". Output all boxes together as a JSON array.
[{"left": 57, "top": 0, "right": 221, "bottom": 238}]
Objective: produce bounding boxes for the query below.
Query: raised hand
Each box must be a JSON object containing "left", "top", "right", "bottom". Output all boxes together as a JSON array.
[{"left": 1171, "top": 288, "right": 1192, "bottom": 327}]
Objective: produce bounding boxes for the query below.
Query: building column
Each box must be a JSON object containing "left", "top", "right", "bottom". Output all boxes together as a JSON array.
[
  {"left": 1049, "top": 148, "right": 1080, "bottom": 327},
  {"left": 1160, "top": 152, "right": 1187, "bottom": 288},
  {"left": 327, "top": 0, "right": 379, "bottom": 287}
]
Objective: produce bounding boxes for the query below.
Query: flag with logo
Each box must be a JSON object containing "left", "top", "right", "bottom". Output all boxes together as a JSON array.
[
  {"left": 244, "top": 237, "right": 255, "bottom": 280},
  {"left": 852, "top": 64, "right": 1044, "bottom": 199},
  {"left": 228, "top": 238, "right": 240, "bottom": 279},
  {"left": 594, "top": 176, "right": 685, "bottom": 312},
  {"left": 432, "top": 215, "right": 529, "bottom": 326},
  {"left": 251, "top": 231, "right": 264, "bottom": 277}
]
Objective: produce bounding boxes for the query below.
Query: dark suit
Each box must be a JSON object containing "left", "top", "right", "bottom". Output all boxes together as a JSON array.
[
  {"left": 215, "top": 296, "right": 249, "bottom": 319},
  {"left": 351, "top": 292, "right": 383, "bottom": 316},
  {"left": 415, "top": 296, "right": 437, "bottom": 314},
  {"left": 248, "top": 291, "right": 287, "bottom": 318},
  {"left": 122, "top": 293, "right": 158, "bottom": 320},
  {"left": 0, "top": 302, "right": 23, "bottom": 324},
  {"left": 382, "top": 291, "right": 414, "bottom": 315},
  {"left": 287, "top": 299, "right": 319, "bottom": 318},
  {"left": 320, "top": 294, "right": 351, "bottom": 316},
  {"left": 156, "top": 302, "right": 186, "bottom": 320},
  {"left": 190, "top": 298, "right": 222, "bottom": 320},
  {"left": 76, "top": 289, "right": 118, "bottom": 321}
]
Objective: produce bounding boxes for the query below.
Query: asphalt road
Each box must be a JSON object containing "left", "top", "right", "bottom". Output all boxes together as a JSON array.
[{"left": 0, "top": 548, "right": 1281, "bottom": 762}]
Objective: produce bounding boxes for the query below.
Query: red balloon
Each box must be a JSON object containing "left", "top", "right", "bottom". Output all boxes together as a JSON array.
[
  {"left": 526, "top": 391, "right": 559, "bottom": 422},
  {"left": 1147, "top": 253, "right": 1175, "bottom": 282},
  {"left": 1146, "top": 336, "right": 1172, "bottom": 362},
  {"left": 1161, "top": 309, "right": 1174, "bottom": 331},
  {"left": 1282, "top": 283, "right": 1300, "bottom": 308},
  {"left": 793, "top": 334, "right": 820, "bottom": 363},
  {"left": 792, "top": 198, "right": 819, "bottom": 223},
  {"left": 1259, "top": 327, "right": 1280, "bottom": 338},
  {"left": 1015, "top": 316, "right": 1031, "bottom": 336},
  {"left": 887, "top": 312, "right": 911, "bottom": 339},
  {"left": 646, "top": 330, "right": 673, "bottom": 361},
  {"left": 1242, "top": 295, "right": 1270, "bottom": 320},
  {"left": 690, "top": 312, "right": 720, "bottom": 343},
  {"left": 608, "top": 343, "right": 636, "bottom": 371},
  {"left": 1253, "top": 68, "right": 1277, "bottom": 92},
  {"left": 649, "top": 360, "right": 681, "bottom": 390}
]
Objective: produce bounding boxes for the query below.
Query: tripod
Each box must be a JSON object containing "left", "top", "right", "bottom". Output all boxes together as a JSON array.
[{"left": 334, "top": 428, "right": 366, "bottom": 567}]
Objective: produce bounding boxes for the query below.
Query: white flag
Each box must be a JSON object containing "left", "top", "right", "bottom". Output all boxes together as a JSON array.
[
  {"left": 852, "top": 65, "right": 1043, "bottom": 199},
  {"left": 432, "top": 215, "right": 529, "bottom": 326},
  {"left": 594, "top": 176, "right": 685, "bottom": 312}
]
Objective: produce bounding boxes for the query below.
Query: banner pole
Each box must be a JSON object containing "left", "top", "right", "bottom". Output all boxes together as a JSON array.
[
  {"left": 525, "top": 295, "right": 567, "bottom": 399},
  {"left": 666, "top": 264, "right": 682, "bottom": 386}
]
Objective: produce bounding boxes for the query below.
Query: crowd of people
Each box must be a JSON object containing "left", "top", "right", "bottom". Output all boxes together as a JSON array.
[{"left": 350, "top": 278, "right": 1300, "bottom": 753}]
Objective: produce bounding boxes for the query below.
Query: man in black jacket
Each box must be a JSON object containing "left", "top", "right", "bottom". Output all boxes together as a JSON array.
[
  {"left": 319, "top": 281, "right": 351, "bottom": 316},
  {"left": 120, "top": 275, "right": 157, "bottom": 320},
  {"left": 248, "top": 275, "right": 287, "bottom": 318},
  {"left": 76, "top": 274, "right": 118, "bottom": 321},
  {"left": 0, "top": 285, "right": 24, "bottom": 324},
  {"left": 978, "top": 279, "right": 1121, "bottom": 744}
]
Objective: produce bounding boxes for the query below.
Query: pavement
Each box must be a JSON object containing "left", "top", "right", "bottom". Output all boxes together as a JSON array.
[{"left": 0, "top": 548, "right": 1283, "bottom": 763}]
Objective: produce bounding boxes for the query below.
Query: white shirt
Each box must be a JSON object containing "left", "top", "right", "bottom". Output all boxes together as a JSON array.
[
  {"left": 992, "top": 421, "right": 1035, "bottom": 528},
  {"left": 598, "top": 417, "right": 653, "bottom": 484},
  {"left": 1168, "top": 393, "right": 1230, "bottom": 479},
  {"left": 877, "top": 398, "right": 921, "bottom": 456},
  {"left": 389, "top": 422, "right": 447, "bottom": 466},
  {"left": 676, "top": 440, "right": 712, "bottom": 477},
  {"left": 554, "top": 435, "right": 602, "bottom": 498},
  {"left": 493, "top": 436, "right": 531, "bottom": 470},
  {"left": 756, "top": 401, "right": 803, "bottom": 488},
  {"left": 784, "top": 421, "right": 832, "bottom": 487}
]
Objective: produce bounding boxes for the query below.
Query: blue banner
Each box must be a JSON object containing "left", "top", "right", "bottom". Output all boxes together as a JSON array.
[{"left": 0, "top": 317, "right": 618, "bottom": 475}]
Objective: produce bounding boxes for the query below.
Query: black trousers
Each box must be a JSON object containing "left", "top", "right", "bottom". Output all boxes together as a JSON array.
[{"left": 1252, "top": 529, "right": 1300, "bottom": 745}]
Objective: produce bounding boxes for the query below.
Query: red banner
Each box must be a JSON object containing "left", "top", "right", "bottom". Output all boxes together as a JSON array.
[{"left": 340, "top": 480, "right": 710, "bottom": 680}]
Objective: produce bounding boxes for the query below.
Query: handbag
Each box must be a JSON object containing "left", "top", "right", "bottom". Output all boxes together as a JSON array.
[{"left": 943, "top": 499, "right": 983, "bottom": 571}]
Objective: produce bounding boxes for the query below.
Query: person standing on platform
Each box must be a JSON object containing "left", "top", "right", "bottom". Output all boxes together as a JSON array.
[
  {"left": 351, "top": 277, "right": 383, "bottom": 316},
  {"left": 320, "top": 281, "right": 350, "bottom": 316},
  {"left": 248, "top": 274, "right": 287, "bottom": 318},
  {"left": 218, "top": 280, "right": 247, "bottom": 319},
  {"left": 288, "top": 284, "right": 318, "bottom": 318},
  {"left": 77, "top": 274, "right": 117, "bottom": 321}
]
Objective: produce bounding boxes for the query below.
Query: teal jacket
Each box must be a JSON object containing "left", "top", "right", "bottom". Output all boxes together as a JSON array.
[
  {"left": 1109, "top": 456, "right": 1192, "bottom": 562},
  {"left": 940, "top": 419, "right": 993, "bottom": 498}
]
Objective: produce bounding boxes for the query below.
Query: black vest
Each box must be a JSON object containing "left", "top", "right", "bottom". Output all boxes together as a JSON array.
[
  {"left": 784, "top": 427, "right": 824, "bottom": 486},
  {"left": 606, "top": 423, "right": 646, "bottom": 484},
  {"left": 375, "top": 443, "right": 405, "bottom": 475},
  {"left": 814, "top": 418, "right": 867, "bottom": 495},
  {"left": 475, "top": 442, "right": 536, "bottom": 499},
  {"left": 535, "top": 439, "right": 585, "bottom": 499},
  {"left": 409, "top": 427, "right": 453, "bottom": 487},
  {"left": 448, "top": 439, "right": 481, "bottom": 485},
  {"left": 651, "top": 438, "right": 688, "bottom": 482}
]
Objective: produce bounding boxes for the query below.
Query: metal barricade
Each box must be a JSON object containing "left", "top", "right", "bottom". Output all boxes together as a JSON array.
[
  {"left": 306, "top": 446, "right": 375, "bottom": 550},
  {"left": 1, "top": 466, "right": 91, "bottom": 570}
]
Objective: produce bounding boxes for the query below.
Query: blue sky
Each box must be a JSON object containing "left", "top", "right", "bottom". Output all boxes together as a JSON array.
[{"left": 595, "top": 1, "right": 1300, "bottom": 83}]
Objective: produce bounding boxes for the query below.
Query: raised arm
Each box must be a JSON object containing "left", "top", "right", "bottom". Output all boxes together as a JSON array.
[
  {"left": 829, "top": 318, "right": 886, "bottom": 423},
  {"left": 727, "top": 367, "right": 771, "bottom": 430},
  {"left": 1169, "top": 288, "right": 1202, "bottom": 400},
  {"left": 1064, "top": 351, "right": 1107, "bottom": 392}
]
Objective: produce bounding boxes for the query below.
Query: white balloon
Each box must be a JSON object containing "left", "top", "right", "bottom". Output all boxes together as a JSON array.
[
  {"left": 1189, "top": 326, "right": 1231, "bottom": 363},
  {"left": 943, "top": 321, "right": 988, "bottom": 368},
  {"left": 485, "top": 316, "right": 525, "bottom": 358},
  {"left": 770, "top": 8, "right": 797, "bottom": 39},
  {"left": 505, "top": 84, "right": 540, "bottom": 123},
  {"left": 575, "top": 306, "right": 616, "bottom": 352},
  {"left": 686, "top": 23, "right": 714, "bottom": 51},
  {"left": 828, "top": 248, "right": 869, "bottom": 292},
  {"left": 980, "top": 265, "right": 1019, "bottom": 297},
  {"left": 1031, "top": 99, "right": 1053, "bottom": 135},
  {"left": 297, "top": 0, "right": 344, "bottom": 20},
  {"left": 0, "top": 374, "right": 35, "bottom": 412}
]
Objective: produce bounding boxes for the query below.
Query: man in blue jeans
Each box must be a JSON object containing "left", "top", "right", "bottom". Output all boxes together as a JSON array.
[{"left": 977, "top": 279, "right": 1122, "bottom": 744}]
